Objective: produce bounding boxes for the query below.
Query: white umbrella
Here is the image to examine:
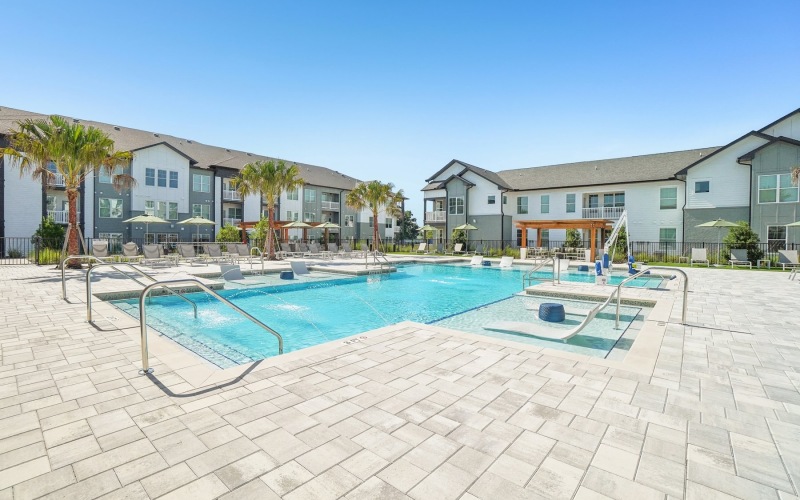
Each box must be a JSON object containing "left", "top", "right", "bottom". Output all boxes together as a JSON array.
[
  {"left": 453, "top": 223, "right": 478, "bottom": 247},
  {"left": 123, "top": 214, "right": 168, "bottom": 242},
  {"left": 178, "top": 216, "right": 216, "bottom": 242},
  {"left": 696, "top": 218, "right": 739, "bottom": 264}
]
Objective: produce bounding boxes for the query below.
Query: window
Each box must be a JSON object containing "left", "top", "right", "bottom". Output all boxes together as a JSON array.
[
  {"left": 503, "top": 195, "right": 507, "bottom": 204},
  {"left": 448, "top": 197, "right": 464, "bottom": 215},
  {"left": 169, "top": 171, "right": 178, "bottom": 189},
  {"left": 344, "top": 215, "right": 354, "bottom": 227},
  {"left": 767, "top": 225, "right": 787, "bottom": 251},
  {"left": 517, "top": 196, "right": 528, "bottom": 214},
  {"left": 99, "top": 166, "right": 122, "bottom": 184},
  {"left": 588, "top": 194, "right": 599, "bottom": 208},
  {"left": 286, "top": 189, "right": 299, "bottom": 201},
  {"left": 566, "top": 193, "right": 576, "bottom": 213},
  {"left": 659, "top": 228, "right": 677, "bottom": 250},
  {"left": 304, "top": 189, "right": 316, "bottom": 203},
  {"left": 515, "top": 229, "right": 522, "bottom": 247},
  {"left": 98, "top": 233, "right": 123, "bottom": 253},
  {"left": 487, "top": 195, "right": 495, "bottom": 205},
  {"left": 226, "top": 207, "right": 242, "bottom": 219},
  {"left": 192, "top": 233, "right": 211, "bottom": 244},
  {"left": 46, "top": 196, "right": 56, "bottom": 211},
  {"left": 157, "top": 169, "right": 167, "bottom": 187},
  {"left": 145, "top": 201, "right": 178, "bottom": 220},
  {"left": 385, "top": 218, "right": 393, "bottom": 229},
  {"left": 99, "top": 198, "right": 123, "bottom": 218},
  {"left": 192, "top": 204, "right": 210, "bottom": 219},
  {"left": 540, "top": 229, "right": 549, "bottom": 246},
  {"left": 660, "top": 187, "right": 678, "bottom": 209},
  {"left": 192, "top": 174, "right": 210, "bottom": 193},
  {"left": 695, "top": 181, "right": 710, "bottom": 193},
  {"left": 541, "top": 195, "right": 550, "bottom": 214},
  {"left": 145, "top": 168, "right": 155, "bottom": 186},
  {"left": 304, "top": 212, "right": 316, "bottom": 222},
  {"left": 759, "top": 174, "right": 799, "bottom": 203},
  {"left": 285, "top": 210, "right": 299, "bottom": 221},
  {"left": 604, "top": 193, "right": 625, "bottom": 207},
  {"left": 368, "top": 216, "right": 374, "bottom": 226}
]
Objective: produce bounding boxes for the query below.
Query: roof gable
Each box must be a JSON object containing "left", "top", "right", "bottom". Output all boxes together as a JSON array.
[
  {"left": 675, "top": 132, "right": 771, "bottom": 175},
  {"left": 130, "top": 141, "right": 196, "bottom": 164},
  {"left": 425, "top": 159, "right": 510, "bottom": 189},
  {"left": 737, "top": 136, "right": 800, "bottom": 164}
]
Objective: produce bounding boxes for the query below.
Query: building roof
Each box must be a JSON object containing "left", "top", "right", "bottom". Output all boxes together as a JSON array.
[
  {"left": 426, "top": 159, "right": 512, "bottom": 189},
  {"left": 0, "top": 106, "right": 361, "bottom": 190},
  {"left": 737, "top": 136, "right": 800, "bottom": 165},
  {"left": 497, "top": 147, "right": 720, "bottom": 191},
  {"left": 674, "top": 131, "right": 773, "bottom": 175}
]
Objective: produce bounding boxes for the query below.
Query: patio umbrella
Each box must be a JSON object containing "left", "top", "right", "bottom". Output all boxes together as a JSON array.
[
  {"left": 419, "top": 224, "right": 436, "bottom": 242},
  {"left": 695, "top": 218, "right": 739, "bottom": 264},
  {"left": 315, "top": 221, "right": 340, "bottom": 245},
  {"left": 123, "top": 214, "right": 168, "bottom": 242},
  {"left": 178, "top": 216, "right": 216, "bottom": 243},
  {"left": 453, "top": 223, "right": 478, "bottom": 247},
  {"left": 283, "top": 221, "right": 312, "bottom": 242}
]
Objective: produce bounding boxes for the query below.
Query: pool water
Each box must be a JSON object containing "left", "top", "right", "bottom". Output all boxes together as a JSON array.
[{"left": 112, "top": 263, "right": 656, "bottom": 368}]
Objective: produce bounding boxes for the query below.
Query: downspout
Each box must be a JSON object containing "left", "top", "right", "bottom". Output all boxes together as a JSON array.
[
  {"left": 500, "top": 188, "right": 509, "bottom": 250},
  {"left": 677, "top": 176, "right": 687, "bottom": 243}
]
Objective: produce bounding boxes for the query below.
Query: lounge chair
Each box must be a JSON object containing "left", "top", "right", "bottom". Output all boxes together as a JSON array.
[
  {"left": 690, "top": 248, "right": 709, "bottom": 267},
  {"left": 142, "top": 244, "right": 169, "bottom": 267},
  {"left": 219, "top": 264, "right": 262, "bottom": 286},
  {"left": 469, "top": 244, "right": 484, "bottom": 256},
  {"left": 305, "top": 242, "right": 323, "bottom": 258},
  {"left": 451, "top": 243, "right": 466, "bottom": 255},
  {"left": 177, "top": 244, "right": 207, "bottom": 266},
  {"left": 120, "top": 242, "right": 141, "bottom": 264},
  {"left": 233, "top": 243, "right": 260, "bottom": 266},
  {"left": 202, "top": 243, "right": 227, "bottom": 264},
  {"left": 470, "top": 255, "right": 483, "bottom": 266},
  {"left": 290, "top": 260, "right": 311, "bottom": 276},
  {"left": 91, "top": 240, "right": 115, "bottom": 263},
  {"left": 778, "top": 250, "right": 800, "bottom": 270},
  {"left": 416, "top": 243, "right": 428, "bottom": 254},
  {"left": 435, "top": 243, "right": 444, "bottom": 254},
  {"left": 499, "top": 256, "right": 514, "bottom": 268},
  {"left": 326, "top": 243, "right": 338, "bottom": 259},
  {"left": 729, "top": 249, "right": 752, "bottom": 269},
  {"left": 342, "top": 243, "right": 361, "bottom": 258}
]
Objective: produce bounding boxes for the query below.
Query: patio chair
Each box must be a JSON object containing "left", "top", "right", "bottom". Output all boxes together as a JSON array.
[
  {"left": 729, "top": 249, "right": 752, "bottom": 269},
  {"left": 470, "top": 255, "right": 483, "bottom": 266},
  {"left": 499, "top": 256, "right": 514, "bottom": 268},
  {"left": 690, "top": 248, "right": 709, "bottom": 267},
  {"left": 452, "top": 243, "right": 466, "bottom": 255},
  {"left": 91, "top": 240, "right": 114, "bottom": 263},
  {"left": 142, "top": 244, "right": 169, "bottom": 267},
  {"left": 290, "top": 260, "right": 311, "bottom": 276},
  {"left": 416, "top": 243, "right": 428, "bottom": 254},
  {"left": 778, "top": 250, "right": 800, "bottom": 270},
  {"left": 219, "top": 264, "right": 262, "bottom": 286},
  {"left": 177, "top": 244, "right": 207, "bottom": 266},
  {"left": 341, "top": 243, "right": 360, "bottom": 258},
  {"left": 232, "top": 243, "right": 260, "bottom": 266},
  {"left": 469, "top": 243, "right": 484, "bottom": 256},
  {"left": 202, "top": 243, "right": 227, "bottom": 264},
  {"left": 435, "top": 243, "right": 444, "bottom": 254},
  {"left": 305, "top": 242, "right": 323, "bottom": 258},
  {"left": 326, "top": 243, "right": 338, "bottom": 259},
  {"left": 120, "top": 242, "right": 142, "bottom": 264}
]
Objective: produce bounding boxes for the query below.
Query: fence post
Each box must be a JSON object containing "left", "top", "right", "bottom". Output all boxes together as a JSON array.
[{"left": 32, "top": 236, "right": 42, "bottom": 266}]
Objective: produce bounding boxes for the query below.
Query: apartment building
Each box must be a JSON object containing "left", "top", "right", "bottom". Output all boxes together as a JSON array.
[
  {"left": 422, "top": 107, "right": 800, "bottom": 249},
  {"left": 0, "top": 106, "right": 400, "bottom": 246}
]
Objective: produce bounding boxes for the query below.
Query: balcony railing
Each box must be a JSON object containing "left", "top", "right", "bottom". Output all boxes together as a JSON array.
[
  {"left": 47, "top": 173, "right": 66, "bottom": 188},
  {"left": 582, "top": 206, "right": 625, "bottom": 219},
  {"left": 425, "top": 210, "right": 446, "bottom": 222},
  {"left": 321, "top": 201, "right": 339, "bottom": 210},
  {"left": 47, "top": 210, "right": 80, "bottom": 224},
  {"left": 223, "top": 218, "right": 242, "bottom": 227},
  {"left": 222, "top": 189, "right": 241, "bottom": 201}
]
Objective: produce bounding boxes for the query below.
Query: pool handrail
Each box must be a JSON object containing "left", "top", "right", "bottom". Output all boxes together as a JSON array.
[
  {"left": 522, "top": 257, "right": 554, "bottom": 289},
  {"left": 138, "top": 278, "right": 283, "bottom": 374},
  {"left": 62, "top": 254, "right": 106, "bottom": 300},
  {"left": 84, "top": 262, "right": 198, "bottom": 322},
  {"left": 614, "top": 266, "right": 688, "bottom": 328}
]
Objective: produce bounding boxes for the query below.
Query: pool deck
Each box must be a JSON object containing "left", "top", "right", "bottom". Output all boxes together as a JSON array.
[{"left": 1, "top": 257, "right": 799, "bottom": 499}]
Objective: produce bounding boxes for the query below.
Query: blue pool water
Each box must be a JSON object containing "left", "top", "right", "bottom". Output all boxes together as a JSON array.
[{"left": 112, "top": 264, "right": 657, "bottom": 368}]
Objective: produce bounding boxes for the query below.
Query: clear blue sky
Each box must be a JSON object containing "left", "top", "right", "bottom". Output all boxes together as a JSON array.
[{"left": 3, "top": 1, "right": 799, "bottom": 218}]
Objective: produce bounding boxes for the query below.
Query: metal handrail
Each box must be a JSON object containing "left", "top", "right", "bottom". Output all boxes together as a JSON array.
[
  {"left": 62, "top": 255, "right": 105, "bottom": 299},
  {"left": 523, "top": 257, "right": 554, "bottom": 289},
  {"left": 138, "top": 279, "right": 283, "bottom": 373},
  {"left": 614, "top": 266, "right": 688, "bottom": 328},
  {"left": 85, "top": 263, "right": 198, "bottom": 322}
]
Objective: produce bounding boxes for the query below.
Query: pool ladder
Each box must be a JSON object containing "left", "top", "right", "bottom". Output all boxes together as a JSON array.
[{"left": 522, "top": 257, "right": 555, "bottom": 289}]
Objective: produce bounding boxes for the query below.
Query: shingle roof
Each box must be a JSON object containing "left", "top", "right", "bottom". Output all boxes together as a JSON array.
[
  {"left": 0, "top": 106, "right": 361, "bottom": 190},
  {"left": 497, "top": 147, "right": 720, "bottom": 191},
  {"left": 426, "top": 159, "right": 512, "bottom": 189}
]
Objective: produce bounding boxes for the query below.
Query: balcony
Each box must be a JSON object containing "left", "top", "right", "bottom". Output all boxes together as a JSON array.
[
  {"left": 47, "top": 172, "right": 66, "bottom": 188},
  {"left": 222, "top": 218, "right": 242, "bottom": 227},
  {"left": 425, "top": 210, "right": 446, "bottom": 222},
  {"left": 321, "top": 201, "right": 339, "bottom": 211},
  {"left": 47, "top": 210, "right": 80, "bottom": 224},
  {"left": 582, "top": 206, "right": 625, "bottom": 219},
  {"left": 222, "top": 189, "right": 242, "bottom": 201}
]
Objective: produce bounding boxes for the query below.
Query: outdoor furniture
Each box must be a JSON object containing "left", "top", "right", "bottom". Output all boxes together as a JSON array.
[
  {"left": 470, "top": 255, "right": 483, "bottom": 266},
  {"left": 142, "top": 244, "right": 169, "bottom": 267},
  {"left": 326, "top": 243, "right": 339, "bottom": 259},
  {"left": 729, "top": 249, "right": 752, "bottom": 269},
  {"left": 499, "top": 256, "right": 513, "bottom": 268},
  {"left": 290, "top": 261, "right": 311, "bottom": 276},
  {"left": 202, "top": 243, "right": 228, "bottom": 264},
  {"left": 416, "top": 243, "right": 428, "bottom": 254},
  {"left": 757, "top": 258, "right": 771, "bottom": 269},
  {"left": 120, "top": 242, "right": 142, "bottom": 263},
  {"left": 177, "top": 244, "right": 207, "bottom": 266},
  {"left": 778, "top": 250, "right": 800, "bottom": 270},
  {"left": 232, "top": 244, "right": 260, "bottom": 266},
  {"left": 445, "top": 243, "right": 464, "bottom": 255},
  {"left": 91, "top": 240, "right": 115, "bottom": 263},
  {"left": 690, "top": 248, "right": 709, "bottom": 267}
]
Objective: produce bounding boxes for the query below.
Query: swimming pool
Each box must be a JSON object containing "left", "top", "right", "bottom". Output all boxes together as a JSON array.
[{"left": 112, "top": 263, "right": 656, "bottom": 368}]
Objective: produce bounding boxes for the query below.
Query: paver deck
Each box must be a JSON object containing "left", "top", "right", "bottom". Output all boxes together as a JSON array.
[{"left": 1, "top": 258, "right": 799, "bottom": 499}]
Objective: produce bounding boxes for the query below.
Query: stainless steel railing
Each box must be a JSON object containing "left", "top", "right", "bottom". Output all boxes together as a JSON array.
[
  {"left": 138, "top": 279, "right": 283, "bottom": 373},
  {"left": 614, "top": 266, "right": 688, "bottom": 328},
  {"left": 522, "top": 257, "right": 554, "bottom": 289}
]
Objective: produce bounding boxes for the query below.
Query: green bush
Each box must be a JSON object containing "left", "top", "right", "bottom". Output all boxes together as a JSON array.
[
  {"left": 8, "top": 249, "right": 23, "bottom": 259},
  {"left": 33, "top": 217, "right": 65, "bottom": 250},
  {"left": 565, "top": 229, "right": 582, "bottom": 248},
  {"left": 216, "top": 225, "right": 241, "bottom": 243},
  {"left": 29, "top": 248, "right": 62, "bottom": 265},
  {"left": 722, "top": 221, "right": 763, "bottom": 262}
]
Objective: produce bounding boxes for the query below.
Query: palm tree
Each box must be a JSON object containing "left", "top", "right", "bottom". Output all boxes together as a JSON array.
[
  {"left": 345, "top": 180, "right": 404, "bottom": 252},
  {"left": 234, "top": 160, "right": 303, "bottom": 260},
  {"left": 3, "top": 115, "right": 134, "bottom": 268},
  {"left": 792, "top": 167, "right": 800, "bottom": 187}
]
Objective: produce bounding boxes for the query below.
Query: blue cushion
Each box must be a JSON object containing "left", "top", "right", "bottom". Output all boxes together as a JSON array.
[
  {"left": 539, "top": 303, "right": 565, "bottom": 322},
  {"left": 279, "top": 271, "right": 294, "bottom": 280},
  {"left": 578, "top": 265, "right": 589, "bottom": 272},
  {"left": 482, "top": 261, "right": 491, "bottom": 266}
]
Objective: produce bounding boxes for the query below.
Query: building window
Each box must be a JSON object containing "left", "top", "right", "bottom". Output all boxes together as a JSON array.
[
  {"left": 695, "top": 180, "right": 710, "bottom": 193},
  {"left": 304, "top": 212, "right": 316, "bottom": 222},
  {"left": 503, "top": 195, "right": 507, "bottom": 204},
  {"left": 98, "top": 166, "right": 123, "bottom": 184},
  {"left": 487, "top": 195, "right": 495, "bottom": 205},
  {"left": 540, "top": 229, "right": 549, "bottom": 246},
  {"left": 659, "top": 228, "right": 677, "bottom": 249},
  {"left": 225, "top": 207, "right": 242, "bottom": 220},
  {"left": 385, "top": 218, "right": 393, "bottom": 229},
  {"left": 368, "top": 216, "right": 374, "bottom": 226},
  {"left": 169, "top": 171, "right": 178, "bottom": 189},
  {"left": 515, "top": 229, "right": 523, "bottom": 247},
  {"left": 448, "top": 197, "right": 464, "bottom": 215},
  {"left": 286, "top": 189, "right": 299, "bottom": 201},
  {"left": 304, "top": 189, "right": 316, "bottom": 203},
  {"left": 145, "top": 200, "right": 178, "bottom": 220},
  {"left": 759, "top": 174, "right": 799, "bottom": 204},
  {"left": 192, "top": 174, "right": 210, "bottom": 193},
  {"left": 566, "top": 193, "right": 576, "bottom": 213},
  {"left": 46, "top": 196, "right": 56, "bottom": 211},
  {"left": 517, "top": 196, "right": 528, "bottom": 214},
  {"left": 344, "top": 215, "right": 354, "bottom": 227},
  {"left": 767, "top": 225, "right": 787, "bottom": 251},
  {"left": 192, "top": 204, "right": 210, "bottom": 219},
  {"left": 99, "top": 198, "right": 123, "bottom": 218},
  {"left": 660, "top": 187, "right": 677, "bottom": 209},
  {"left": 192, "top": 233, "right": 211, "bottom": 244},
  {"left": 98, "top": 232, "right": 123, "bottom": 252},
  {"left": 285, "top": 210, "right": 299, "bottom": 221},
  {"left": 541, "top": 195, "right": 550, "bottom": 214},
  {"left": 145, "top": 168, "right": 155, "bottom": 186},
  {"left": 157, "top": 169, "right": 167, "bottom": 187}
]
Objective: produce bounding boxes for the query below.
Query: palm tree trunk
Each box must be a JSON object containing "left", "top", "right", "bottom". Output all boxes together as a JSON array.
[
  {"left": 67, "top": 189, "right": 81, "bottom": 269},
  {"left": 267, "top": 205, "right": 276, "bottom": 260},
  {"left": 372, "top": 210, "right": 379, "bottom": 252}
]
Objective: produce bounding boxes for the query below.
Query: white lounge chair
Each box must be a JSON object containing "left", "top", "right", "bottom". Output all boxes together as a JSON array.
[
  {"left": 778, "top": 250, "right": 800, "bottom": 271},
  {"left": 177, "top": 244, "right": 206, "bottom": 266},
  {"left": 729, "top": 249, "right": 752, "bottom": 269},
  {"left": 91, "top": 240, "right": 115, "bottom": 263},
  {"left": 416, "top": 243, "right": 428, "bottom": 254},
  {"left": 202, "top": 243, "right": 227, "bottom": 264},
  {"left": 470, "top": 255, "right": 483, "bottom": 266},
  {"left": 690, "top": 248, "right": 709, "bottom": 267},
  {"left": 142, "top": 244, "right": 169, "bottom": 267},
  {"left": 219, "top": 264, "right": 262, "bottom": 286},
  {"left": 445, "top": 243, "right": 464, "bottom": 255},
  {"left": 290, "top": 260, "right": 311, "bottom": 276},
  {"left": 499, "top": 256, "right": 514, "bottom": 268},
  {"left": 120, "top": 242, "right": 141, "bottom": 264}
]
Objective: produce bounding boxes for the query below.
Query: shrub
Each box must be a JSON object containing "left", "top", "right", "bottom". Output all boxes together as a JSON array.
[
  {"left": 33, "top": 217, "right": 65, "bottom": 250},
  {"left": 29, "top": 248, "right": 62, "bottom": 265},
  {"left": 216, "top": 225, "right": 241, "bottom": 243},
  {"left": 722, "top": 221, "right": 763, "bottom": 262},
  {"left": 565, "top": 229, "right": 582, "bottom": 248},
  {"left": 8, "top": 249, "right": 22, "bottom": 259}
]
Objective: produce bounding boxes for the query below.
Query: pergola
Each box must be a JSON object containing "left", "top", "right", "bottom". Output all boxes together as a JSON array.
[{"left": 516, "top": 219, "right": 614, "bottom": 261}]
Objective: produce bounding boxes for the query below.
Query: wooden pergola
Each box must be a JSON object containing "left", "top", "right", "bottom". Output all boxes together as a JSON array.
[{"left": 516, "top": 219, "right": 614, "bottom": 261}]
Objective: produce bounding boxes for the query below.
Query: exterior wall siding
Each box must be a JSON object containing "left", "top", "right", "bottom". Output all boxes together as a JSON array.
[
  {"left": 750, "top": 142, "right": 800, "bottom": 244},
  {"left": 684, "top": 207, "right": 751, "bottom": 242},
  {"left": 188, "top": 168, "right": 215, "bottom": 241},
  {"left": 3, "top": 155, "right": 43, "bottom": 239}
]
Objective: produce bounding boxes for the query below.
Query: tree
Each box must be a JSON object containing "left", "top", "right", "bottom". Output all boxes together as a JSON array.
[
  {"left": 233, "top": 160, "right": 303, "bottom": 260},
  {"left": 397, "top": 210, "right": 418, "bottom": 240},
  {"left": 33, "top": 216, "right": 66, "bottom": 250},
  {"left": 3, "top": 115, "right": 133, "bottom": 268},
  {"left": 345, "top": 181, "right": 404, "bottom": 252},
  {"left": 216, "top": 225, "right": 241, "bottom": 243},
  {"left": 565, "top": 229, "right": 582, "bottom": 248},
  {"left": 722, "top": 221, "right": 763, "bottom": 263}
]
